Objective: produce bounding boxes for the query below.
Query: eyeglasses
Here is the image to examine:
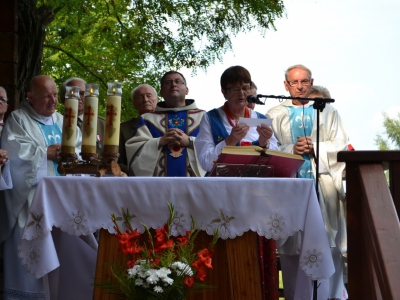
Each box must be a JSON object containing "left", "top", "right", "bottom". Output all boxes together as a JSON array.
[
  {"left": 0, "top": 97, "right": 8, "bottom": 103},
  {"left": 162, "top": 79, "right": 185, "bottom": 86},
  {"left": 286, "top": 79, "right": 311, "bottom": 87},
  {"left": 226, "top": 86, "right": 251, "bottom": 94}
]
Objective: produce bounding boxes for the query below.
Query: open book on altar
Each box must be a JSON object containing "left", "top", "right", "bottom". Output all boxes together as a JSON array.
[{"left": 208, "top": 146, "right": 305, "bottom": 178}]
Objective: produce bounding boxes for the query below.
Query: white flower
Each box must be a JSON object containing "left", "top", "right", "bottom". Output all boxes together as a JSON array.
[
  {"left": 135, "top": 278, "right": 144, "bottom": 286},
  {"left": 138, "top": 268, "right": 147, "bottom": 278},
  {"left": 128, "top": 265, "right": 142, "bottom": 278},
  {"left": 162, "top": 277, "right": 174, "bottom": 285},
  {"left": 157, "top": 267, "right": 172, "bottom": 278},
  {"left": 146, "top": 269, "right": 160, "bottom": 284},
  {"left": 154, "top": 286, "right": 163, "bottom": 293}
]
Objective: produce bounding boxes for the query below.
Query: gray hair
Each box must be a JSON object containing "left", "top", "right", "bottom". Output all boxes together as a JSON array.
[
  {"left": 250, "top": 81, "right": 258, "bottom": 90},
  {"left": 310, "top": 85, "right": 331, "bottom": 98},
  {"left": 285, "top": 64, "right": 312, "bottom": 81},
  {"left": 0, "top": 86, "right": 7, "bottom": 96},
  {"left": 131, "top": 84, "right": 157, "bottom": 102},
  {"left": 60, "top": 77, "right": 86, "bottom": 102}
]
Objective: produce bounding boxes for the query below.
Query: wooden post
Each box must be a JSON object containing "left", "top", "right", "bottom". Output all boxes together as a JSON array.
[
  {"left": 338, "top": 150, "right": 400, "bottom": 298},
  {"left": 0, "top": 0, "right": 18, "bottom": 116}
]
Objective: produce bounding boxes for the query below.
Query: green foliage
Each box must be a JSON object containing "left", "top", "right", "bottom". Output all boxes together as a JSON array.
[
  {"left": 374, "top": 112, "right": 400, "bottom": 150},
  {"left": 374, "top": 112, "right": 400, "bottom": 184},
  {"left": 37, "top": 0, "right": 285, "bottom": 120}
]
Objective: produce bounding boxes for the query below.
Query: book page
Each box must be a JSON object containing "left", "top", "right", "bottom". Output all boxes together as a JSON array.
[{"left": 238, "top": 117, "right": 272, "bottom": 127}]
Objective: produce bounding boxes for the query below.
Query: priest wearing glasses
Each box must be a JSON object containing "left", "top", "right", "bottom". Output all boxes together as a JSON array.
[
  {"left": 267, "top": 64, "right": 348, "bottom": 300},
  {"left": 126, "top": 71, "right": 205, "bottom": 177}
]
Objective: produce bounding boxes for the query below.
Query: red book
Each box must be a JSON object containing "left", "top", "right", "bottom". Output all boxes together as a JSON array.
[{"left": 209, "top": 146, "right": 305, "bottom": 178}]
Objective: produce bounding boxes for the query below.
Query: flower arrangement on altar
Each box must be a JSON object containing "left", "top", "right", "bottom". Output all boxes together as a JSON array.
[{"left": 106, "top": 202, "right": 219, "bottom": 300}]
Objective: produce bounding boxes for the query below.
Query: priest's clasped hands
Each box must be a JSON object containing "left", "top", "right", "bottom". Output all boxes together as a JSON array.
[
  {"left": 293, "top": 136, "right": 314, "bottom": 155},
  {"left": 159, "top": 128, "right": 190, "bottom": 147}
]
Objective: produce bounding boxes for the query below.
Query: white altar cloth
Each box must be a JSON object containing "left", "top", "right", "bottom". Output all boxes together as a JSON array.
[{"left": 19, "top": 176, "right": 334, "bottom": 299}]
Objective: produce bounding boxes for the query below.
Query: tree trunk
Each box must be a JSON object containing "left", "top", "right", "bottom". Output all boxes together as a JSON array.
[{"left": 17, "top": 0, "right": 55, "bottom": 103}]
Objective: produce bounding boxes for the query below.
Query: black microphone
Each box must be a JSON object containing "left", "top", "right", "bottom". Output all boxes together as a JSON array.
[{"left": 246, "top": 95, "right": 264, "bottom": 105}]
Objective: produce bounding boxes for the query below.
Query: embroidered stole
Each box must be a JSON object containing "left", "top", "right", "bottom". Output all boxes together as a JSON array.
[
  {"left": 37, "top": 121, "right": 62, "bottom": 176},
  {"left": 285, "top": 105, "right": 314, "bottom": 178},
  {"left": 141, "top": 111, "right": 201, "bottom": 177}
]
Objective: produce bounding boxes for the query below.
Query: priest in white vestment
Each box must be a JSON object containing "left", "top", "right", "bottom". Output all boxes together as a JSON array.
[
  {"left": 0, "top": 75, "right": 82, "bottom": 300},
  {"left": 267, "top": 65, "right": 348, "bottom": 300}
]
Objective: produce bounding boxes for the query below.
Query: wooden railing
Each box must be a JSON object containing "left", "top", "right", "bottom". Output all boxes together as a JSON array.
[{"left": 337, "top": 151, "right": 400, "bottom": 299}]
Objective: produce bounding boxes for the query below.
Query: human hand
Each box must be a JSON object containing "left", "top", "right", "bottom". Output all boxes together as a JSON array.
[
  {"left": 159, "top": 129, "right": 190, "bottom": 147},
  {"left": 47, "top": 143, "right": 61, "bottom": 160},
  {"left": 257, "top": 124, "right": 273, "bottom": 147},
  {"left": 0, "top": 149, "right": 8, "bottom": 168},
  {"left": 293, "top": 136, "right": 314, "bottom": 155},
  {"left": 225, "top": 124, "right": 249, "bottom": 146}
]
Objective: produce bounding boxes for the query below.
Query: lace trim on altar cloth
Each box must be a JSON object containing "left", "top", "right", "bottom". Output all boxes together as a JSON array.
[
  {"left": 23, "top": 207, "right": 303, "bottom": 242},
  {"left": 110, "top": 208, "right": 300, "bottom": 241},
  {"left": 266, "top": 213, "right": 286, "bottom": 237},
  {"left": 4, "top": 288, "right": 45, "bottom": 300},
  {"left": 170, "top": 210, "right": 188, "bottom": 236},
  {"left": 69, "top": 211, "right": 88, "bottom": 233},
  {"left": 24, "top": 246, "right": 41, "bottom": 266},
  {"left": 24, "top": 210, "right": 92, "bottom": 239},
  {"left": 300, "top": 249, "right": 323, "bottom": 269}
]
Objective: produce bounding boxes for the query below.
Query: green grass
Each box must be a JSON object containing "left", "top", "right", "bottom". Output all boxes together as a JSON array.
[{"left": 279, "top": 270, "right": 285, "bottom": 299}]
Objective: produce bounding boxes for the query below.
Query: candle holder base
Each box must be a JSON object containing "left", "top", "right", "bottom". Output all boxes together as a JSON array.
[
  {"left": 57, "top": 153, "right": 79, "bottom": 175},
  {"left": 101, "top": 152, "right": 119, "bottom": 163},
  {"left": 81, "top": 152, "right": 99, "bottom": 162},
  {"left": 57, "top": 152, "right": 126, "bottom": 177}
]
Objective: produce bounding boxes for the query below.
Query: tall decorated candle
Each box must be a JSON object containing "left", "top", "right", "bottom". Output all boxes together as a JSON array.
[
  {"left": 104, "top": 82, "right": 122, "bottom": 153},
  {"left": 81, "top": 84, "right": 99, "bottom": 154},
  {"left": 61, "top": 86, "right": 80, "bottom": 154}
]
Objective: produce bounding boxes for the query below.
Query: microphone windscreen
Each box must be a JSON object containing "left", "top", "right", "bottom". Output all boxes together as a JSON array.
[{"left": 247, "top": 95, "right": 258, "bottom": 103}]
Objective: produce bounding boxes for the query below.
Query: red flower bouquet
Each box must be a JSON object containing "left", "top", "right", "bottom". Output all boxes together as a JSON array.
[{"left": 107, "top": 202, "right": 218, "bottom": 300}]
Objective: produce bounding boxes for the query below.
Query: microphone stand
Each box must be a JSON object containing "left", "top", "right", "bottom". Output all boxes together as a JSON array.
[{"left": 257, "top": 94, "right": 335, "bottom": 300}]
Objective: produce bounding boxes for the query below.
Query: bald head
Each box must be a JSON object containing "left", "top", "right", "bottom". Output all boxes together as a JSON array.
[{"left": 27, "top": 75, "right": 58, "bottom": 117}]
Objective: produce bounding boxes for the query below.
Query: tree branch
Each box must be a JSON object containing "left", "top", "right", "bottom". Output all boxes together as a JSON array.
[
  {"left": 110, "top": 0, "right": 128, "bottom": 31},
  {"left": 44, "top": 44, "right": 107, "bottom": 88}
]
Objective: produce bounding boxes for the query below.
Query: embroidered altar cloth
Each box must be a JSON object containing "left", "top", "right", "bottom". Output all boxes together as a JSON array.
[{"left": 19, "top": 176, "right": 334, "bottom": 297}]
